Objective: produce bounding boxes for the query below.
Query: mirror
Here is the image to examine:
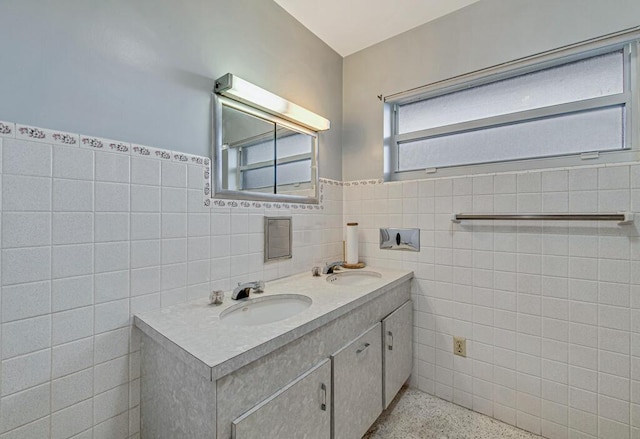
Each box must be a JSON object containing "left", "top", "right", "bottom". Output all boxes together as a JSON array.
[
  {"left": 220, "top": 104, "right": 275, "bottom": 193},
  {"left": 212, "top": 94, "right": 319, "bottom": 203},
  {"left": 275, "top": 127, "right": 314, "bottom": 196}
]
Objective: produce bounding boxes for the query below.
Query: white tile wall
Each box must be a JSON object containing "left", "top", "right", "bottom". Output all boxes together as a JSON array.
[
  {"left": 16, "top": 118, "right": 640, "bottom": 439},
  {"left": 0, "top": 126, "right": 343, "bottom": 438},
  {"left": 345, "top": 163, "right": 640, "bottom": 439}
]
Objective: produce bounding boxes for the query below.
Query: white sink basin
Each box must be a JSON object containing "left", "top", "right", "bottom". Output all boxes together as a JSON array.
[
  {"left": 326, "top": 270, "right": 382, "bottom": 286},
  {"left": 220, "top": 294, "right": 312, "bottom": 326}
]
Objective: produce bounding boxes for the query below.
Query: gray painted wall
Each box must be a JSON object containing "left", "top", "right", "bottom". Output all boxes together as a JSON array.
[
  {"left": 342, "top": 0, "right": 640, "bottom": 181},
  {"left": 0, "top": 0, "right": 343, "bottom": 180}
]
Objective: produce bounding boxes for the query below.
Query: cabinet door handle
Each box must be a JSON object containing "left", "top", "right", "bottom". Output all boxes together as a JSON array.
[
  {"left": 356, "top": 342, "right": 371, "bottom": 354},
  {"left": 388, "top": 331, "right": 394, "bottom": 351},
  {"left": 319, "top": 383, "right": 327, "bottom": 411}
]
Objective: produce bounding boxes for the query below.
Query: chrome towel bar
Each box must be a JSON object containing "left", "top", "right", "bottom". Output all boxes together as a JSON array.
[{"left": 452, "top": 212, "right": 634, "bottom": 225}]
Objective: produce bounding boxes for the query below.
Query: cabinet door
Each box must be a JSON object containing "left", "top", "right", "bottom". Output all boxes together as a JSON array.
[
  {"left": 331, "top": 323, "right": 382, "bottom": 439},
  {"left": 232, "top": 359, "right": 331, "bottom": 439},
  {"left": 382, "top": 300, "right": 413, "bottom": 408}
]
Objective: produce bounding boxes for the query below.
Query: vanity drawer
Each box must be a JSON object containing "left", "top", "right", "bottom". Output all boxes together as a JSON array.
[
  {"left": 331, "top": 323, "right": 382, "bottom": 439},
  {"left": 231, "top": 359, "right": 331, "bottom": 439}
]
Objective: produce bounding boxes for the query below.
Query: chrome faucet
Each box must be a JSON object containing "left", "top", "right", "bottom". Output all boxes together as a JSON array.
[
  {"left": 322, "top": 261, "right": 344, "bottom": 275},
  {"left": 231, "top": 280, "right": 265, "bottom": 300}
]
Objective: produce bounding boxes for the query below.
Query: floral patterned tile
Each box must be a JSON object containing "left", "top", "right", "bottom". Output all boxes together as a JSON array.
[
  {"left": 131, "top": 144, "right": 172, "bottom": 161},
  {"left": 206, "top": 197, "right": 321, "bottom": 211},
  {"left": 211, "top": 199, "right": 233, "bottom": 208},
  {"left": 343, "top": 178, "right": 384, "bottom": 186},
  {"left": 319, "top": 177, "right": 341, "bottom": 185},
  {"left": 16, "top": 124, "right": 48, "bottom": 142},
  {"left": 51, "top": 131, "right": 79, "bottom": 146},
  {"left": 185, "top": 153, "right": 210, "bottom": 167},
  {"left": 16, "top": 124, "right": 80, "bottom": 146},
  {"left": 319, "top": 177, "right": 375, "bottom": 187},
  {"left": 0, "top": 120, "right": 15, "bottom": 138},
  {"left": 171, "top": 151, "right": 189, "bottom": 163},
  {"left": 80, "top": 134, "right": 130, "bottom": 153},
  {"left": 170, "top": 151, "right": 210, "bottom": 165},
  {"left": 202, "top": 160, "right": 212, "bottom": 208}
]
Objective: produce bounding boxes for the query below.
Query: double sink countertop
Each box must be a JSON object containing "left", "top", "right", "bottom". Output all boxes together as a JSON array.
[{"left": 133, "top": 267, "right": 413, "bottom": 381}]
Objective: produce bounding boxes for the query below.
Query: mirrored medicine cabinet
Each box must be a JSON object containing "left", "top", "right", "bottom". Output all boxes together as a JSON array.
[{"left": 212, "top": 74, "right": 330, "bottom": 204}]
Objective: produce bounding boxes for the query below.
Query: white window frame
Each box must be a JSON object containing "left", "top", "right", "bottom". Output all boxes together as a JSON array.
[{"left": 384, "top": 27, "right": 640, "bottom": 181}]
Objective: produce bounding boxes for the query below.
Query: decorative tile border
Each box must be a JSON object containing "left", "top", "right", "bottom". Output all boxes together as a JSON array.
[
  {"left": 16, "top": 123, "right": 79, "bottom": 146},
  {"left": 318, "top": 177, "right": 384, "bottom": 187},
  {"left": 17, "top": 125, "right": 46, "bottom": 140},
  {"left": 188, "top": 154, "right": 210, "bottom": 167},
  {"left": 207, "top": 198, "right": 322, "bottom": 210},
  {"left": 203, "top": 156, "right": 212, "bottom": 207},
  {"left": 131, "top": 144, "right": 173, "bottom": 160},
  {"left": 3, "top": 119, "right": 330, "bottom": 213},
  {"left": 180, "top": 152, "right": 210, "bottom": 167},
  {"left": 0, "top": 120, "right": 15, "bottom": 138},
  {"left": 79, "top": 135, "right": 104, "bottom": 150},
  {"left": 203, "top": 160, "right": 211, "bottom": 207},
  {"left": 80, "top": 134, "right": 129, "bottom": 153},
  {"left": 52, "top": 132, "right": 78, "bottom": 145},
  {"left": 172, "top": 152, "right": 189, "bottom": 163},
  {"left": 0, "top": 120, "right": 211, "bottom": 165},
  {"left": 343, "top": 178, "right": 384, "bottom": 187},
  {"left": 108, "top": 141, "right": 130, "bottom": 153},
  {"left": 319, "top": 177, "right": 342, "bottom": 186}
]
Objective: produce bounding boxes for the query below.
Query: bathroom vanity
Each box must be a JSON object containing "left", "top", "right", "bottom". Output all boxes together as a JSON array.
[{"left": 134, "top": 268, "right": 413, "bottom": 439}]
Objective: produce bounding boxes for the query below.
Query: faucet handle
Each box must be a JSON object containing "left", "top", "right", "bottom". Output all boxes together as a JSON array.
[
  {"left": 322, "top": 261, "right": 344, "bottom": 275},
  {"left": 209, "top": 290, "right": 224, "bottom": 305},
  {"left": 253, "top": 280, "right": 265, "bottom": 294}
]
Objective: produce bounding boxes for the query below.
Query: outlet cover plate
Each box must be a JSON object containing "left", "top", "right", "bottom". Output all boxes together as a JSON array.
[{"left": 453, "top": 336, "right": 466, "bottom": 357}]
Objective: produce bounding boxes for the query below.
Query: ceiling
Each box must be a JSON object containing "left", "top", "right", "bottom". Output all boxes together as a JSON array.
[{"left": 274, "top": 0, "right": 481, "bottom": 57}]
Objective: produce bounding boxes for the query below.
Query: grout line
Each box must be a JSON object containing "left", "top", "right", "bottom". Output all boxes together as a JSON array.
[
  {"left": 90, "top": 147, "right": 97, "bottom": 432},
  {"left": 48, "top": 160, "right": 53, "bottom": 435}
]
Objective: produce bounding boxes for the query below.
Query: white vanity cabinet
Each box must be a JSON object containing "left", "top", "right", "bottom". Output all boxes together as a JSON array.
[
  {"left": 382, "top": 300, "right": 413, "bottom": 408},
  {"left": 232, "top": 359, "right": 331, "bottom": 439},
  {"left": 332, "top": 323, "right": 383, "bottom": 439},
  {"left": 136, "top": 270, "right": 413, "bottom": 439}
]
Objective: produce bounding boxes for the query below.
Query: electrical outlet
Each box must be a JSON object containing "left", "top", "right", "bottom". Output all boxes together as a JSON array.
[{"left": 453, "top": 336, "right": 466, "bottom": 357}]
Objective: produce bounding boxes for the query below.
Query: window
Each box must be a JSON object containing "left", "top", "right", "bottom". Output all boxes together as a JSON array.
[{"left": 386, "top": 31, "right": 639, "bottom": 179}]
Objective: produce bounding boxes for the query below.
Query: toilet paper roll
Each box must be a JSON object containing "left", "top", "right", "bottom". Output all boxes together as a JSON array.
[{"left": 346, "top": 223, "right": 359, "bottom": 265}]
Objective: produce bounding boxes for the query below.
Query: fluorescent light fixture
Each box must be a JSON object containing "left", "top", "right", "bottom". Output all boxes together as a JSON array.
[{"left": 214, "top": 73, "right": 330, "bottom": 131}]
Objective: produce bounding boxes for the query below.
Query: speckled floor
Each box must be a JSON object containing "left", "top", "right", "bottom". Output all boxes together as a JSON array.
[{"left": 364, "top": 387, "right": 539, "bottom": 439}]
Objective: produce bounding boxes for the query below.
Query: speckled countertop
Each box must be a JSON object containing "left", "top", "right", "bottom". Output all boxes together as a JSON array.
[{"left": 134, "top": 267, "right": 413, "bottom": 381}]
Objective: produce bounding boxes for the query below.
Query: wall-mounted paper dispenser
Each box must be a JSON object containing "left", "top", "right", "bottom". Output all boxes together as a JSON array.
[
  {"left": 379, "top": 228, "right": 420, "bottom": 252},
  {"left": 264, "top": 217, "right": 292, "bottom": 262}
]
